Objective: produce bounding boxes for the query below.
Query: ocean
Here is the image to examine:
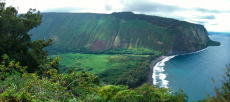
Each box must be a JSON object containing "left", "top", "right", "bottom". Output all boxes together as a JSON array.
[{"left": 152, "top": 33, "right": 230, "bottom": 101}]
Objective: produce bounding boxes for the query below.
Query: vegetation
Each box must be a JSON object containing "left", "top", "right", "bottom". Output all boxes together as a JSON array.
[
  {"left": 30, "top": 12, "right": 219, "bottom": 55},
  {"left": 98, "top": 54, "right": 159, "bottom": 88},
  {"left": 0, "top": 65, "right": 188, "bottom": 101},
  {"left": 50, "top": 53, "right": 160, "bottom": 88},
  {"left": 205, "top": 64, "right": 230, "bottom": 101},
  {"left": 0, "top": 55, "right": 187, "bottom": 101},
  {"left": 0, "top": 2, "right": 225, "bottom": 101},
  {"left": 207, "top": 40, "right": 221, "bottom": 46},
  {"left": 0, "top": 2, "right": 189, "bottom": 101},
  {"left": 50, "top": 53, "right": 149, "bottom": 74},
  {"left": 214, "top": 64, "right": 230, "bottom": 101},
  {"left": 0, "top": 2, "right": 58, "bottom": 73},
  {"left": 104, "top": 47, "right": 162, "bottom": 55}
]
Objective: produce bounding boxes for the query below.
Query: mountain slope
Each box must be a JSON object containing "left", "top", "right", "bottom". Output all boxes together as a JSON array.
[{"left": 30, "top": 12, "right": 219, "bottom": 55}]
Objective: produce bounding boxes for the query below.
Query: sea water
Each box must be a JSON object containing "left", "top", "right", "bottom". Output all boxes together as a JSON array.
[
  {"left": 152, "top": 56, "right": 175, "bottom": 88},
  {"left": 152, "top": 33, "right": 230, "bottom": 101}
]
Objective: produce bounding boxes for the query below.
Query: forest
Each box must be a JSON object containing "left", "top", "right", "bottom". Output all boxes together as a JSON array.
[{"left": 0, "top": 2, "right": 229, "bottom": 101}]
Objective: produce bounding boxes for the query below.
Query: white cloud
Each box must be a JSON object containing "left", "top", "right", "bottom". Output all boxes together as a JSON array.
[
  {"left": 105, "top": 0, "right": 124, "bottom": 12},
  {"left": 4, "top": 0, "right": 230, "bottom": 32}
]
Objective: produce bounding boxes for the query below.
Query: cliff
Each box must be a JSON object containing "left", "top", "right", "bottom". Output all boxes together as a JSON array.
[{"left": 30, "top": 12, "right": 220, "bottom": 55}]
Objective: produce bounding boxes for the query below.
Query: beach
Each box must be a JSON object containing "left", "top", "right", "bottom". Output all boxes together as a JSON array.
[{"left": 147, "top": 56, "right": 167, "bottom": 85}]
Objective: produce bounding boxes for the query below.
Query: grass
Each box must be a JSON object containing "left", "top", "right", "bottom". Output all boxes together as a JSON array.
[
  {"left": 105, "top": 47, "right": 162, "bottom": 55},
  {"left": 49, "top": 53, "right": 150, "bottom": 74}
]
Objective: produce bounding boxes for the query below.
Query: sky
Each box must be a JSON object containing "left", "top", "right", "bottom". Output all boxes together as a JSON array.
[{"left": 4, "top": 0, "right": 230, "bottom": 32}]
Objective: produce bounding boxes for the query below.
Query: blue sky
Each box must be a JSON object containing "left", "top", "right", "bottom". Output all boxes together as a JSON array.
[{"left": 5, "top": 0, "right": 230, "bottom": 32}]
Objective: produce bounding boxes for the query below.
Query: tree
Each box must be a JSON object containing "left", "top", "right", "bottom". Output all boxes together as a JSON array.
[
  {"left": 205, "top": 64, "right": 230, "bottom": 101},
  {"left": 0, "top": 2, "right": 56, "bottom": 73},
  {"left": 213, "top": 64, "right": 230, "bottom": 101}
]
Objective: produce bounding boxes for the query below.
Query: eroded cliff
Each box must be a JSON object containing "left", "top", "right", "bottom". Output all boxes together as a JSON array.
[{"left": 30, "top": 12, "right": 219, "bottom": 55}]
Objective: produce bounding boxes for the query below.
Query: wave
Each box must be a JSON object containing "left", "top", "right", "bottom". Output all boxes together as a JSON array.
[
  {"left": 179, "top": 47, "right": 209, "bottom": 56},
  {"left": 152, "top": 47, "right": 211, "bottom": 88},
  {"left": 152, "top": 56, "right": 175, "bottom": 88}
]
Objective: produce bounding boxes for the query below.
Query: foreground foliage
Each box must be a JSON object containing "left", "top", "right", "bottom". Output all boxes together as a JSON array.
[
  {"left": 0, "top": 2, "right": 226, "bottom": 101},
  {"left": 205, "top": 64, "right": 230, "bottom": 102},
  {"left": 0, "top": 60, "right": 188, "bottom": 101},
  {"left": 0, "top": 2, "right": 188, "bottom": 101},
  {"left": 0, "top": 2, "right": 57, "bottom": 73}
]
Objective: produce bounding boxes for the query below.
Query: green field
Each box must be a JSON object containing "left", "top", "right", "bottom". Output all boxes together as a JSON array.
[
  {"left": 49, "top": 53, "right": 160, "bottom": 87},
  {"left": 50, "top": 53, "right": 149, "bottom": 74}
]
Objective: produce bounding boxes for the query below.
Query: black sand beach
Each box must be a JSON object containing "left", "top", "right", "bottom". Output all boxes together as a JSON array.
[{"left": 147, "top": 56, "right": 167, "bottom": 85}]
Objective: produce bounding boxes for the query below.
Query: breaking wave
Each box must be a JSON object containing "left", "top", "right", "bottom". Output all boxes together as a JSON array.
[
  {"left": 152, "top": 47, "right": 210, "bottom": 88},
  {"left": 152, "top": 56, "right": 175, "bottom": 88}
]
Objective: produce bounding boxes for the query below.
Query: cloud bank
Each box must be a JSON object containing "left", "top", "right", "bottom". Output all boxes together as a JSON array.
[{"left": 6, "top": 0, "right": 230, "bottom": 32}]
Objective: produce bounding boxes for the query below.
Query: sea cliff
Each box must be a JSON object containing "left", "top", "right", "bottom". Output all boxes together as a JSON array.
[{"left": 30, "top": 12, "right": 219, "bottom": 55}]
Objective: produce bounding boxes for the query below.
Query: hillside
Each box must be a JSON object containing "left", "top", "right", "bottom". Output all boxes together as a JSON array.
[
  {"left": 30, "top": 12, "right": 219, "bottom": 55},
  {"left": 0, "top": 2, "right": 226, "bottom": 101}
]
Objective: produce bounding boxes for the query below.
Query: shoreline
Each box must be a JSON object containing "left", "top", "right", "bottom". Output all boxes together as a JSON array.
[
  {"left": 147, "top": 47, "right": 211, "bottom": 85},
  {"left": 147, "top": 56, "right": 167, "bottom": 85}
]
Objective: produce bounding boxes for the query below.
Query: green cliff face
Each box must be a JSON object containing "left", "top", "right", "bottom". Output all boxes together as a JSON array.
[{"left": 30, "top": 12, "right": 219, "bottom": 55}]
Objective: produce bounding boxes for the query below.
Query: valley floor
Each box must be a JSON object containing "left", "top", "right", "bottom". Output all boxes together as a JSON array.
[{"left": 49, "top": 53, "right": 159, "bottom": 87}]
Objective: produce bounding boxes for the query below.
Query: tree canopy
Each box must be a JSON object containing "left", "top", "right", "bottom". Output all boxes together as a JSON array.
[
  {"left": 0, "top": 2, "right": 227, "bottom": 101},
  {"left": 0, "top": 2, "right": 57, "bottom": 73}
]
